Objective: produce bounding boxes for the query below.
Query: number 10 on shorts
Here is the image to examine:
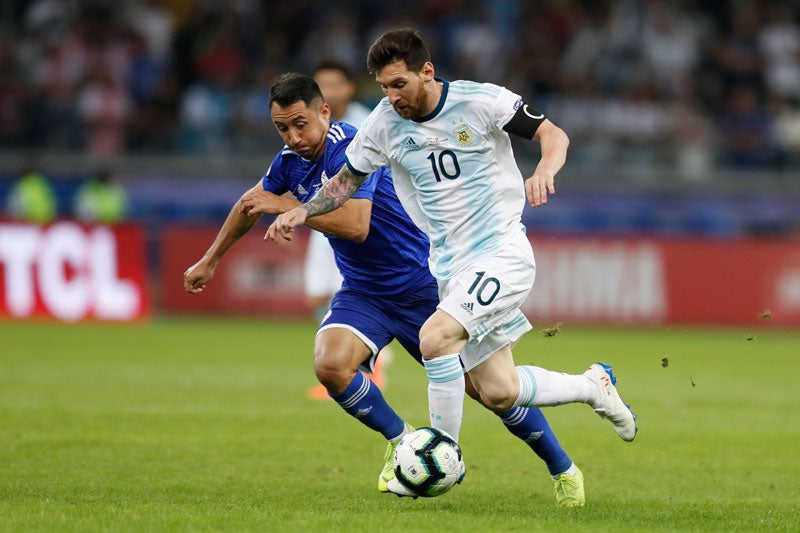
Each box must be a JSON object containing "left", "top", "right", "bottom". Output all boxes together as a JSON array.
[{"left": 467, "top": 271, "right": 500, "bottom": 306}]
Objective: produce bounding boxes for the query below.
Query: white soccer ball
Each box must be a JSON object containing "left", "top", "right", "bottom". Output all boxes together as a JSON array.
[{"left": 393, "top": 427, "right": 465, "bottom": 497}]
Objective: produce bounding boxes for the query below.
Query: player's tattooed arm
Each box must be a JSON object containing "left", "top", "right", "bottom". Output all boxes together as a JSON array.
[
  {"left": 302, "top": 165, "right": 367, "bottom": 218},
  {"left": 266, "top": 164, "right": 368, "bottom": 243}
]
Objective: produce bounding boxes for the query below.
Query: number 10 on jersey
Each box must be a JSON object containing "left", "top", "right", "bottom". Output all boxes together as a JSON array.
[{"left": 427, "top": 150, "right": 461, "bottom": 182}]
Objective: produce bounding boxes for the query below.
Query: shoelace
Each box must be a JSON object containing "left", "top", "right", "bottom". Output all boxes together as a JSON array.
[{"left": 554, "top": 474, "right": 581, "bottom": 502}]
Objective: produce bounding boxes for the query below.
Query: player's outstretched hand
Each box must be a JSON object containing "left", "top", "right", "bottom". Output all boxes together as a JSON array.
[
  {"left": 525, "top": 170, "right": 555, "bottom": 207},
  {"left": 183, "top": 259, "right": 216, "bottom": 294},
  {"left": 266, "top": 207, "right": 308, "bottom": 242},
  {"left": 239, "top": 188, "right": 284, "bottom": 217}
]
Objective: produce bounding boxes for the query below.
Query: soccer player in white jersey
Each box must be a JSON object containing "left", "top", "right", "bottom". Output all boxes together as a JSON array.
[{"left": 269, "top": 29, "right": 637, "bottom": 498}]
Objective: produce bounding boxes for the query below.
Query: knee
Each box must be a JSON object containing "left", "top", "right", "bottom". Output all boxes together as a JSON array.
[
  {"left": 419, "top": 326, "right": 449, "bottom": 359},
  {"left": 419, "top": 318, "right": 464, "bottom": 359},
  {"left": 313, "top": 347, "right": 356, "bottom": 394},
  {"left": 477, "top": 383, "right": 517, "bottom": 412}
]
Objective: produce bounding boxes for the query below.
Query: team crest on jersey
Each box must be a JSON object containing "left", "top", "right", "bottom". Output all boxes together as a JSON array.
[
  {"left": 452, "top": 117, "right": 474, "bottom": 146},
  {"left": 454, "top": 124, "right": 474, "bottom": 146}
]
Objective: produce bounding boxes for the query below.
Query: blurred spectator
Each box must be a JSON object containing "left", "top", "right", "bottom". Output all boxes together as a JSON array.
[
  {"left": 312, "top": 60, "right": 372, "bottom": 126},
  {"left": 76, "top": 63, "right": 134, "bottom": 157},
  {"left": 773, "top": 97, "right": 800, "bottom": 165},
  {"left": 5, "top": 166, "right": 58, "bottom": 224},
  {"left": 717, "top": 85, "right": 778, "bottom": 168},
  {"left": 640, "top": 1, "right": 702, "bottom": 98},
  {"left": 711, "top": 2, "right": 764, "bottom": 96},
  {"left": 72, "top": 166, "right": 128, "bottom": 224},
  {"left": 758, "top": 3, "right": 800, "bottom": 99},
  {"left": 178, "top": 75, "right": 236, "bottom": 153},
  {"left": 0, "top": 37, "right": 33, "bottom": 147}
]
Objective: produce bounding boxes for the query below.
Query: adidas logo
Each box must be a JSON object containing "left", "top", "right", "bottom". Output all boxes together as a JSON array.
[
  {"left": 524, "top": 431, "right": 544, "bottom": 443},
  {"left": 403, "top": 137, "right": 421, "bottom": 151},
  {"left": 460, "top": 302, "right": 474, "bottom": 315},
  {"left": 297, "top": 183, "right": 308, "bottom": 195},
  {"left": 355, "top": 407, "right": 373, "bottom": 419}
]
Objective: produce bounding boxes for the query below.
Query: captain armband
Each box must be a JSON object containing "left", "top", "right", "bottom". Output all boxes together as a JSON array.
[{"left": 502, "top": 102, "right": 546, "bottom": 139}]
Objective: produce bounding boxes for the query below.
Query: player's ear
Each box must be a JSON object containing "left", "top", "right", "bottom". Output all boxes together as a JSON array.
[
  {"left": 421, "top": 62, "right": 435, "bottom": 82},
  {"left": 320, "top": 101, "right": 331, "bottom": 120}
]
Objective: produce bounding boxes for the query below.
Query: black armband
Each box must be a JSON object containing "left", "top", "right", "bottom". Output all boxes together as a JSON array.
[{"left": 502, "top": 103, "right": 546, "bottom": 139}]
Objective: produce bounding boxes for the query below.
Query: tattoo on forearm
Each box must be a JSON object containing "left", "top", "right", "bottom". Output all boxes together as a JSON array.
[{"left": 303, "top": 167, "right": 366, "bottom": 218}]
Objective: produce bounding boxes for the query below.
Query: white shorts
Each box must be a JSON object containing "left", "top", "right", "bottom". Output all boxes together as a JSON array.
[
  {"left": 304, "top": 230, "right": 343, "bottom": 298},
  {"left": 437, "top": 230, "right": 535, "bottom": 372}
]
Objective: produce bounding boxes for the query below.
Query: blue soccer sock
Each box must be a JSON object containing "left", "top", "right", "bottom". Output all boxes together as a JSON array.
[
  {"left": 329, "top": 371, "right": 406, "bottom": 440},
  {"left": 497, "top": 406, "right": 572, "bottom": 476}
]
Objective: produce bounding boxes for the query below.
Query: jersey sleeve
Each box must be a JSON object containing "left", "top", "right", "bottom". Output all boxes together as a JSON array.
[
  {"left": 344, "top": 116, "right": 388, "bottom": 176},
  {"left": 492, "top": 85, "right": 526, "bottom": 132},
  {"left": 261, "top": 151, "right": 288, "bottom": 194}
]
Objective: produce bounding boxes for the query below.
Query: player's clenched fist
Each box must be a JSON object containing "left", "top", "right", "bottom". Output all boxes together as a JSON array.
[
  {"left": 266, "top": 206, "right": 308, "bottom": 242},
  {"left": 183, "top": 260, "right": 215, "bottom": 294}
]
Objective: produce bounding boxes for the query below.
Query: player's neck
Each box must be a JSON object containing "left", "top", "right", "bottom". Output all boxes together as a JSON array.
[{"left": 424, "top": 80, "right": 444, "bottom": 116}]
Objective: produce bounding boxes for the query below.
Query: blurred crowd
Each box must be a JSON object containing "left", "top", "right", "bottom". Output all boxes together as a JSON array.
[{"left": 1, "top": 0, "right": 799, "bottom": 171}]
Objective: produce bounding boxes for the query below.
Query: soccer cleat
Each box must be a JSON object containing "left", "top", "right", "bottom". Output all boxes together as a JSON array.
[
  {"left": 584, "top": 363, "right": 637, "bottom": 442},
  {"left": 378, "top": 439, "right": 400, "bottom": 492},
  {"left": 553, "top": 466, "right": 585, "bottom": 507},
  {"left": 379, "top": 424, "right": 414, "bottom": 493}
]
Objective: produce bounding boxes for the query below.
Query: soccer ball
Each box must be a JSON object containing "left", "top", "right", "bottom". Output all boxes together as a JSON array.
[{"left": 393, "top": 427, "right": 465, "bottom": 497}]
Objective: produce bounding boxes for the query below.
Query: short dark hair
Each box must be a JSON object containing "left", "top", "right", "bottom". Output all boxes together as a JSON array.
[
  {"left": 312, "top": 59, "right": 354, "bottom": 81},
  {"left": 366, "top": 28, "right": 430, "bottom": 74},
  {"left": 269, "top": 72, "right": 323, "bottom": 108}
]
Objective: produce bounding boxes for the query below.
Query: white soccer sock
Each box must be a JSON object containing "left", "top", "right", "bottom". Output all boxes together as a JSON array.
[
  {"left": 553, "top": 462, "right": 577, "bottom": 478},
  {"left": 423, "top": 353, "right": 465, "bottom": 442},
  {"left": 514, "top": 366, "right": 593, "bottom": 408}
]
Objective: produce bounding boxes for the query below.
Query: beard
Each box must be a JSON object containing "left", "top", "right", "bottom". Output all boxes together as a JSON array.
[{"left": 392, "top": 83, "right": 430, "bottom": 120}]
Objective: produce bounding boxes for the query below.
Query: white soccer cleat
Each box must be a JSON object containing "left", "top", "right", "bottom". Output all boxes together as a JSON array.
[{"left": 584, "top": 363, "right": 637, "bottom": 442}]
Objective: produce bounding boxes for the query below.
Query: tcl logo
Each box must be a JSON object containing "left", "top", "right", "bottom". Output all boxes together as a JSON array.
[{"left": 0, "top": 222, "right": 147, "bottom": 321}]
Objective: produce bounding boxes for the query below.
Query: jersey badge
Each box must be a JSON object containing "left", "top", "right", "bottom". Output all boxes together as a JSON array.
[{"left": 454, "top": 123, "right": 474, "bottom": 147}]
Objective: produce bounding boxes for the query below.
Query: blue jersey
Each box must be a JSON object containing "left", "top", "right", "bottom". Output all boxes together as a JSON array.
[{"left": 262, "top": 121, "right": 434, "bottom": 297}]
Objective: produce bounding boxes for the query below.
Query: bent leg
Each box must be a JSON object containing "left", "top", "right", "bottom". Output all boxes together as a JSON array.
[
  {"left": 315, "top": 328, "right": 406, "bottom": 441},
  {"left": 465, "top": 374, "right": 572, "bottom": 476}
]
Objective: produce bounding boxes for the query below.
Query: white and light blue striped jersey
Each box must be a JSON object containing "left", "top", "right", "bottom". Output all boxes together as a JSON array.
[
  {"left": 345, "top": 79, "right": 526, "bottom": 280},
  {"left": 262, "top": 120, "right": 433, "bottom": 296}
]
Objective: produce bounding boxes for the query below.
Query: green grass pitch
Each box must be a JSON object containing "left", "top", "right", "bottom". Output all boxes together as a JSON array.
[{"left": 2, "top": 318, "right": 799, "bottom": 532}]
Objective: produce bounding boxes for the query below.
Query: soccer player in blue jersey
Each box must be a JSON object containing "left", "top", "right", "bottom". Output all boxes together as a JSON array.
[
  {"left": 269, "top": 29, "right": 638, "bottom": 501},
  {"left": 184, "top": 72, "right": 587, "bottom": 506}
]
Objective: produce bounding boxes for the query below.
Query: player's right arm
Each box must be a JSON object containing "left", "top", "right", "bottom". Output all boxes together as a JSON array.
[
  {"left": 266, "top": 164, "right": 367, "bottom": 242},
  {"left": 183, "top": 181, "right": 264, "bottom": 294}
]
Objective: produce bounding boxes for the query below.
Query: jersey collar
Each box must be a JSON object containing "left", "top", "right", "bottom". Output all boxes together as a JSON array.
[{"left": 414, "top": 78, "right": 448, "bottom": 123}]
